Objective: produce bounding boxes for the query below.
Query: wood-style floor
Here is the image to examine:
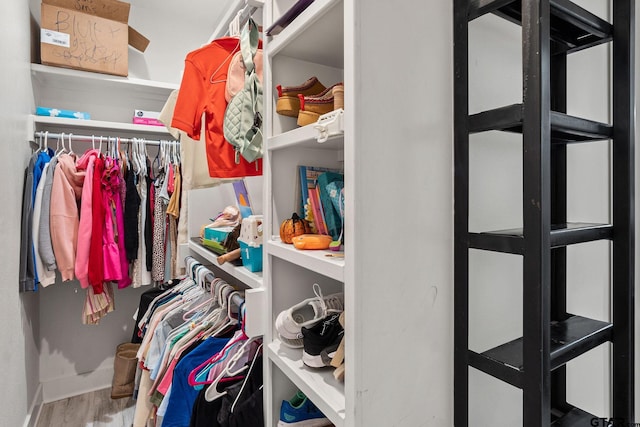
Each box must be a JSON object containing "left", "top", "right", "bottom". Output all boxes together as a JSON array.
[{"left": 36, "top": 388, "right": 135, "bottom": 427}]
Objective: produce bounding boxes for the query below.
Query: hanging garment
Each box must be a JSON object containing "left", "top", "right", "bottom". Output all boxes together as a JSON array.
[
  {"left": 159, "top": 90, "right": 220, "bottom": 190},
  {"left": 162, "top": 337, "right": 230, "bottom": 427},
  {"left": 75, "top": 149, "right": 101, "bottom": 288},
  {"left": 50, "top": 153, "right": 84, "bottom": 281},
  {"left": 172, "top": 37, "right": 263, "bottom": 179},
  {"left": 33, "top": 162, "right": 56, "bottom": 287},
  {"left": 114, "top": 161, "right": 132, "bottom": 289},
  {"left": 133, "top": 368, "right": 155, "bottom": 427},
  {"left": 160, "top": 90, "right": 223, "bottom": 258},
  {"left": 102, "top": 157, "right": 123, "bottom": 282},
  {"left": 38, "top": 155, "right": 58, "bottom": 273},
  {"left": 124, "top": 168, "right": 141, "bottom": 262},
  {"left": 145, "top": 166, "right": 154, "bottom": 273},
  {"left": 89, "top": 156, "right": 105, "bottom": 293},
  {"left": 32, "top": 149, "right": 55, "bottom": 284},
  {"left": 189, "top": 354, "right": 263, "bottom": 427},
  {"left": 82, "top": 282, "right": 115, "bottom": 325},
  {"left": 151, "top": 170, "right": 168, "bottom": 283},
  {"left": 132, "top": 166, "right": 151, "bottom": 288},
  {"left": 20, "top": 153, "right": 38, "bottom": 292}
]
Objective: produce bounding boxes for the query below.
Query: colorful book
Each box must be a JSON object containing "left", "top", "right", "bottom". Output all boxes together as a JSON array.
[
  {"left": 317, "top": 171, "right": 344, "bottom": 240},
  {"left": 308, "top": 187, "right": 327, "bottom": 235},
  {"left": 297, "top": 165, "right": 342, "bottom": 218},
  {"left": 233, "top": 179, "right": 253, "bottom": 218}
]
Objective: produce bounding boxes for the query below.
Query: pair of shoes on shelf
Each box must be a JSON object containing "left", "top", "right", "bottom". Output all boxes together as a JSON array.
[
  {"left": 301, "top": 311, "right": 343, "bottom": 369},
  {"left": 275, "top": 283, "right": 343, "bottom": 348},
  {"left": 278, "top": 391, "right": 333, "bottom": 427},
  {"left": 276, "top": 77, "right": 344, "bottom": 127}
]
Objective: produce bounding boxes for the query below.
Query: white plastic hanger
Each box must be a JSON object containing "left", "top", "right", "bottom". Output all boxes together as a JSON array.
[
  {"left": 67, "top": 133, "right": 74, "bottom": 155},
  {"left": 228, "top": 3, "right": 246, "bottom": 38},
  {"left": 230, "top": 342, "right": 263, "bottom": 413}
]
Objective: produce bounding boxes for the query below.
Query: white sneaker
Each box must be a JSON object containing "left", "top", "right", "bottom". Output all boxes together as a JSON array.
[{"left": 275, "top": 284, "right": 343, "bottom": 348}]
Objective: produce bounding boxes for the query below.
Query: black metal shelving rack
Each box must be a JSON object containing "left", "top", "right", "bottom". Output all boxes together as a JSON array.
[{"left": 454, "top": 1, "right": 634, "bottom": 426}]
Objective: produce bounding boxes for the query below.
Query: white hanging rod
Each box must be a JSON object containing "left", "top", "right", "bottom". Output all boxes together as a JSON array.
[{"left": 33, "top": 131, "right": 178, "bottom": 146}]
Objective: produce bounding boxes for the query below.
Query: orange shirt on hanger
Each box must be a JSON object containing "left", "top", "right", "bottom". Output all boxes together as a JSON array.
[{"left": 172, "top": 37, "right": 263, "bottom": 179}]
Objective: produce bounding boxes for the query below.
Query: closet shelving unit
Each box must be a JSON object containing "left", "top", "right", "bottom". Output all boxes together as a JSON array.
[
  {"left": 263, "top": 0, "right": 346, "bottom": 426},
  {"left": 454, "top": 1, "right": 634, "bottom": 426},
  {"left": 29, "top": 63, "right": 178, "bottom": 139}
]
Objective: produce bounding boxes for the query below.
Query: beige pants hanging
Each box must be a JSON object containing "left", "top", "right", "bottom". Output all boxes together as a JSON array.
[{"left": 133, "top": 369, "right": 154, "bottom": 427}]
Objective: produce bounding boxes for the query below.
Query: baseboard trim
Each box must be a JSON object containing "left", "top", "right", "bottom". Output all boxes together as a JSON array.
[
  {"left": 23, "top": 383, "right": 43, "bottom": 427},
  {"left": 41, "top": 367, "right": 114, "bottom": 403}
]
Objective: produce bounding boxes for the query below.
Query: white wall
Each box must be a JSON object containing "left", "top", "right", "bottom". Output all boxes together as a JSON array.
[{"left": 0, "top": 2, "right": 41, "bottom": 427}]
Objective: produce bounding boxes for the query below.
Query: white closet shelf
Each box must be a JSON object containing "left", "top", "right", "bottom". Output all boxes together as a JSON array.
[
  {"left": 267, "top": 240, "right": 344, "bottom": 282},
  {"left": 267, "top": 339, "right": 345, "bottom": 427},
  {"left": 188, "top": 239, "right": 263, "bottom": 289},
  {"left": 31, "top": 63, "right": 178, "bottom": 95},
  {"left": 267, "top": 0, "right": 344, "bottom": 68},
  {"left": 30, "top": 115, "right": 174, "bottom": 136},
  {"left": 267, "top": 121, "right": 344, "bottom": 151}
]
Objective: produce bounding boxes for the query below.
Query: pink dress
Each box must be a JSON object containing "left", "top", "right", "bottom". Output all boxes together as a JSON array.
[
  {"left": 102, "top": 157, "right": 122, "bottom": 281},
  {"left": 115, "top": 165, "right": 132, "bottom": 288}
]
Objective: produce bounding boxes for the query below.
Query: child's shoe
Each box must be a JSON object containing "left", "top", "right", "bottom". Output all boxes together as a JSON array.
[
  {"left": 276, "top": 77, "right": 326, "bottom": 117},
  {"left": 296, "top": 83, "right": 344, "bottom": 127}
]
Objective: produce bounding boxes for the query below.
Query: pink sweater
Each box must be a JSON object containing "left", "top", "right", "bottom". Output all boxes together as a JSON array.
[
  {"left": 50, "top": 154, "right": 85, "bottom": 281},
  {"left": 75, "top": 150, "right": 101, "bottom": 287}
]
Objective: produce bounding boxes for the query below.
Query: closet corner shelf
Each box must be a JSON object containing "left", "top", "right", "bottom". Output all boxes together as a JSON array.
[
  {"left": 267, "top": 339, "right": 345, "bottom": 427},
  {"left": 188, "top": 239, "right": 263, "bottom": 289},
  {"left": 267, "top": 239, "right": 344, "bottom": 282},
  {"left": 266, "top": 0, "right": 343, "bottom": 68},
  {"left": 31, "top": 63, "right": 178, "bottom": 94},
  {"left": 30, "top": 115, "right": 174, "bottom": 137},
  {"left": 267, "top": 121, "right": 344, "bottom": 151}
]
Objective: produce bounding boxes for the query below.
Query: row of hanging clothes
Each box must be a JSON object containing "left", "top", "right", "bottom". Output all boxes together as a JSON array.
[
  {"left": 131, "top": 256, "right": 263, "bottom": 427},
  {"left": 19, "top": 131, "right": 183, "bottom": 324}
]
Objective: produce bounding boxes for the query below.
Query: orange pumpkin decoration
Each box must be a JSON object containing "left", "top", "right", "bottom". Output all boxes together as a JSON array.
[{"left": 280, "top": 213, "right": 312, "bottom": 244}]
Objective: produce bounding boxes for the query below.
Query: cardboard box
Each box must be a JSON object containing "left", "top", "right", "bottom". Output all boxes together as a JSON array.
[{"left": 40, "top": 0, "right": 149, "bottom": 76}]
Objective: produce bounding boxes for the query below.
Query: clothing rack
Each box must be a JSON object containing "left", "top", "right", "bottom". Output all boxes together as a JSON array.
[
  {"left": 184, "top": 255, "right": 245, "bottom": 309},
  {"left": 33, "top": 131, "right": 178, "bottom": 146}
]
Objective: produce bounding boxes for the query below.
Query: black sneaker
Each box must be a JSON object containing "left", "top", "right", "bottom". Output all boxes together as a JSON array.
[{"left": 301, "top": 312, "right": 344, "bottom": 368}]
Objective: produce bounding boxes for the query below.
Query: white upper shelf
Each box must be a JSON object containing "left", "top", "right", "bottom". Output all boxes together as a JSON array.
[
  {"left": 266, "top": 0, "right": 344, "bottom": 68},
  {"left": 267, "top": 119, "right": 344, "bottom": 151},
  {"left": 31, "top": 115, "right": 174, "bottom": 137},
  {"left": 31, "top": 63, "right": 178, "bottom": 95},
  {"left": 267, "top": 239, "right": 344, "bottom": 282},
  {"left": 31, "top": 63, "right": 178, "bottom": 124}
]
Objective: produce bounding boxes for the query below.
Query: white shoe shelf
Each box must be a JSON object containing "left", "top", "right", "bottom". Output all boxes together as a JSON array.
[
  {"left": 263, "top": 0, "right": 446, "bottom": 426},
  {"left": 263, "top": 0, "right": 347, "bottom": 426}
]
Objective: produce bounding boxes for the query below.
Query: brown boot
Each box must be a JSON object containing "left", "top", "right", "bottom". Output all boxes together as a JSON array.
[{"left": 110, "top": 343, "right": 140, "bottom": 399}]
